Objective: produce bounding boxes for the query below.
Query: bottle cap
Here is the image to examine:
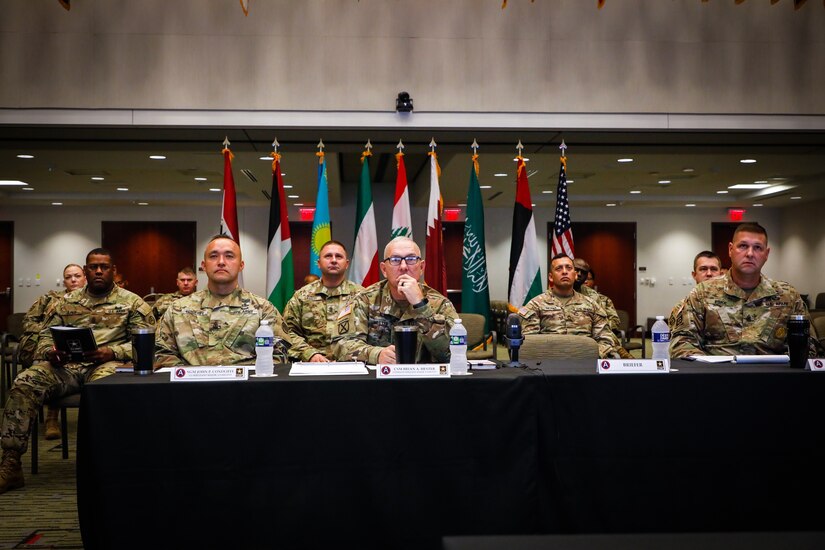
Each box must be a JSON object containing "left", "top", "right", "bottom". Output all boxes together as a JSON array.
[{"left": 656, "top": 315, "right": 664, "bottom": 320}]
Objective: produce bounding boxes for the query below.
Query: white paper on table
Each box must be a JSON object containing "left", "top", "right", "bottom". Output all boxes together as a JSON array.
[
  {"left": 734, "top": 354, "right": 789, "bottom": 364},
  {"left": 289, "top": 361, "right": 369, "bottom": 376},
  {"left": 689, "top": 355, "right": 735, "bottom": 363}
]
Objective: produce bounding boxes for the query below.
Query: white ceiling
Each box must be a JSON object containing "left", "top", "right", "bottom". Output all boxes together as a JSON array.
[{"left": 2, "top": 126, "right": 824, "bottom": 211}]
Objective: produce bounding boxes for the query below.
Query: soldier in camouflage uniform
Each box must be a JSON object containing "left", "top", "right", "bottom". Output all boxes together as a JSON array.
[
  {"left": 520, "top": 254, "right": 621, "bottom": 359},
  {"left": 152, "top": 266, "right": 198, "bottom": 319},
  {"left": 573, "top": 257, "right": 621, "bottom": 332},
  {"left": 671, "top": 223, "right": 815, "bottom": 358},
  {"left": 0, "top": 249, "right": 155, "bottom": 495},
  {"left": 155, "top": 235, "right": 291, "bottom": 367},
  {"left": 283, "top": 241, "right": 363, "bottom": 362},
  {"left": 333, "top": 237, "right": 457, "bottom": 364},
  {"left": 667, "top": 251, "right": 722, "bottom": 328},
  {"left": 17, "top": 263, "right": 86, "bottom": 440}
]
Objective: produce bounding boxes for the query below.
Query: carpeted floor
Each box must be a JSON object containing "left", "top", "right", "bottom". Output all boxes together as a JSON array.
[{"left": 0, "top": 409, "right": 82, "bottom": 549}]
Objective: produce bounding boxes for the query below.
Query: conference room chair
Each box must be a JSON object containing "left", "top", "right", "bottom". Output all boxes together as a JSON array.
[
  {"left": 616, "top": 309, "right": 646, "bottom": 358},
  {"left": 814, "top": 292, "right": 825, "bottom": 311},
  {"left": 520, "top": 334, "right": 600, "bottom": 360},
  {"left": 30, "top": 393, "right": 80, "bottom": 474},
  {"left": 460, "top": 312, "right": 497, "bottom": 361},
  {"left": 489, "top": 300, "right": 511, "bottom": 341},
  {"left": 141, "top": 292, "right": 161, "bottom": 306},
  {"left": 813, "top": 316, "right": 825, "bottom": 350},
  {"left": 1, "top": 312, "right": 26, "bottom": 403}
]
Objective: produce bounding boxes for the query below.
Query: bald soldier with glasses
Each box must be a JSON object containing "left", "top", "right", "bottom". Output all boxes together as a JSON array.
[{"left": 333, "top": 237, "right": 457, "bottom": 364}]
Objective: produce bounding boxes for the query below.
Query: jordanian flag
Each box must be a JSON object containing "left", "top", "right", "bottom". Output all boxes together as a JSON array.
[
  {"left": 508, "top": 157, "right": 542, "bottom": 308},
  {"left": 351, "top": 148, "right": 379, "bottom": 287},
  {"left": 310, "top": 151, "right": 332, "bottom": 276},
  {"left": 266, "top": 154, "right": 295, "bottom": 311},
  {"left": 462, "top": 157, "right": 491, "bottom": 333},
  {"left": 391, "top": 151, "right": 413, "bottom": 240}
]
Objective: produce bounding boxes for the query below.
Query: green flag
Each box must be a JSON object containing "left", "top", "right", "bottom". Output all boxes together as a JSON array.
[{"left": 461, "top": 160, "right": 491, "bottom": 334}]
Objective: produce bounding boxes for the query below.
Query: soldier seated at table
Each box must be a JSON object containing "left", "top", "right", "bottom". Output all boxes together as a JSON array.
[
  {"left": 519, "top": 253, "right": 621, "bottom": 359},
  {"left": 333, "top": 237, "right": 457, "bottom": 365},
  {"left": 670, "top": 223, "right": 815, "bottom": 358},
  {"left": 283, "top": 240, "right": 363, "bottom": 362},
  {"left": 154, "top": 235, "right": 292, "bottom": 367},
  {"left": 152, "top": 266, "right": 198, "bottom": 319},
  {"left": 0, "top": 248, "right": 155, "bottom": 495}
]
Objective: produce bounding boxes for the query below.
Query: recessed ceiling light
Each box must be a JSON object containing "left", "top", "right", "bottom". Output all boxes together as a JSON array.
[
  {"left": 566, "top": 179, "right": 574, "bottom": 184},
  {"left": 682, "top": 168, "right": 694, "bottom": 173},
  {"left": 753, "top": 180, "right": 768, "bottom": 184},
  {"left": 91, "top": 177, "right": 105, "bottom": 182},
  {"left": 753, "top": 203, "right": 764, "bottom": 207},
  {"left": 22, "top": 187, "right": 34, "bottom": 191},
  {"left": 658, "top": 180, "right": 671, "bottom": 184},
  {"left": 606, "top": 203, "right": 617, "bottom": 207},
  {"left": 790, "top": 196, "right": 802, "bottom": 200},
  {"left": 512, "top": 157, "right": 529, "bottom": 162},
  {"left": 479, "top": 185, "right": 492, "bottom": 189},
  {"left": 0, "top": 180, "right": 27, "bottom": 186},
  {"left": 617, "top": 158, "right": 634, "bottom": 163},
  {"left": 630, "top": 190, "right": 641, "bottom": 194},
  {"left": 194, "top": 177, "right": 207, "bottom": 181},
  {"left": 16, "top": 154, "right": 34, "bottom": 159},
  {"left": 685, "top": 204, "right": 696, "bottom": 207},
  {"left": 717, "top": 190, "right": 729, "bottom": 194},
  {"left": 209, "top": 188, "right": 221, "bottom": 192},
  {"left": 729, "top": 184, "right": 771, "bottom": 189},
  {"left": 457, "top": 203, "right": 467, "bottom": 207},
  {"left": 259, "top": 156, "right": 271, "bottom": 161},
  {"left": 283, "top": 185, "right": 293, "bottom": 189},
  {"left": 288, "top": 195, "right": 299, "bottom": 198},
  {"left": 769, "top": 177, "right": 788, "bottom": 182},
  {"left": 116, "top": 187, "right": 129, "bottom": 191},
  {"left": 52, "top": 202, "right": 63, "bottom": 206},
  {"left": 294, "top": 203, "right": 304, "bottom": 206},
  {"left": 531, "top": 203, "right": 536, "bottom": 207},
  {"left": 281, "top": 173, "right": 286, "bottom": 177},
  {"left": 138, "top": 202, "right": 149, "bottom": 206},
  {"left": 494, "top": 173, "right": 508, "bottom": 177},
  {"left": 149, "top": 155, "right": 166, "bottom": 160},
  {"left": 542, "top": 190, "right": 553, "bottom": 194},
  {"left": 740, "top": 158, "right": 757, "bottom": 164}
]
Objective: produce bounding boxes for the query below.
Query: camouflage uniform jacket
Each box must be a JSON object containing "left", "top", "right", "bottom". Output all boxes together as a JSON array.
[
  {"left": 155, "top": 287, "right": 291, "bottom": 367},
  {"left": 35, "top": 285, "right": 155, "bottom": 363},
  {"left": 152, "top": 291, "right": 184, "bottom": 320},
  {"left": 518, "top": 289, "right": 621, "bottom": 359},
  {"left": 670, "top": 272, "right": 815, "bottom": 358},
  {"left": 332, "top": 279, "right": 457, "bottom": 364},
  {"left": 283, "top": 278, "right": 363, "bottom": 361},
  {"left": 17, "top": 290, "right": 63, "bottom": 368},
  {"left": 580, "top": 285, "right": 621, "bottom": 332},
  {"left": 668, "top": 296, "right": 687, "bottom": 330}
]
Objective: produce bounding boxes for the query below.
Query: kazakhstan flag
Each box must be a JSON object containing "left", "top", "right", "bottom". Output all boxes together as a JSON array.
[{"left": 310, "top": 152, "right": 331, "bottom": 276}]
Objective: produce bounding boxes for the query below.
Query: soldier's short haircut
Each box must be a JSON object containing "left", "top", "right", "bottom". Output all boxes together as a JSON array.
[
  {"left": 63, "top": 263, "right": 83, "bottom": 274},
  {"left": 692, "top": 250, "right": 721, "bottom": 271},
  {"left": 178, "top": 266, "right": 196, "bottom": 276},
  {"left": 320, "top": 240, "right": 348, "bottom": 258},
  {"left": 550, "top": 253, "right": 573, "bottom": 265},
  {"left": 86, "top": 248, "right": 113, "bottom": 264},
  {"left": 383, "top": 236, "right": 421, "bottom": 259},
  {"left": 208, "top": 233, "right": 239, "bottom": 245},
  {"left": 733, "top": 223, "right": 768, "bottom": 243}
]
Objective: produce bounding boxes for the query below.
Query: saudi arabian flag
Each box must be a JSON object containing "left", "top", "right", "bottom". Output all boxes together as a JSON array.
[
  {"left": 508, "top": 157, "right": 543, "bottom": 308},
  {"left": 461, "top": 160, "right": 491, "bottom": 334},
  {"left": 351, "top": 152, "right": 379, "bottom": 287},
  {"left": 310, "top": 152, "right": 332, "bottom": 276}
]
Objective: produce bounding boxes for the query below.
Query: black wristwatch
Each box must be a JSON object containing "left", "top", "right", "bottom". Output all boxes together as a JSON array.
[{"left": 412, "top": 298, "right": 429, "bottom": 309}]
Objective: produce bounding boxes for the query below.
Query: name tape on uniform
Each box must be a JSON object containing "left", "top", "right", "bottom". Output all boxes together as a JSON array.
[
  {"left": 597, "top": 359, "right": 670, "bottom": 374},
  {"left": 377, "top": 363, "right": 450, "bottom": 379},
  {"left": 171, "top": 366, "right": 249, "bottom": 382},
  {"left": 807, "top": 358, "right": 825, "bottom": 371}
]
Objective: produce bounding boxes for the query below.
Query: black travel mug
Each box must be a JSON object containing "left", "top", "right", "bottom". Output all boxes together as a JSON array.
[
  {"left": 393, "top": 325, "right": 418, "bottom": 364},
  {"left": 787, "top": 315, "right": 809, "bottom": 369},
  {"left": 132, "top": 328, "right": 155, "bottom": 375}
]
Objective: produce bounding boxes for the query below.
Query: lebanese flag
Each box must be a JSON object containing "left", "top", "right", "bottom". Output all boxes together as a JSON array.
[
  {"left": 351, "top": 150, "right": 379, "bottom": 287},
  {"left": 424, "top": 151, "right": 447, "bottom": 295},
  {"left": 508, "top": 157, "right": 543, "bottom": 308},
  {"left": 391, "top": 152, "right": 413, "bottom": 240}
]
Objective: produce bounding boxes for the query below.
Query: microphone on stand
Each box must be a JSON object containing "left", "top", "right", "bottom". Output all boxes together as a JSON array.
[{"left": 503, "top": 313, "right": 524, "bottom": 367}]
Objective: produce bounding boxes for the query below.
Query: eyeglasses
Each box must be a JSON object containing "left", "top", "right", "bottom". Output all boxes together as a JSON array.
[{"left": 383, "top": 255, "right": 422, "bottom": 266}]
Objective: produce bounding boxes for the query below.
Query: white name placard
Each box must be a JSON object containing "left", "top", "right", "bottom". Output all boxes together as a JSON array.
[
  {"left": 597, "top": 359, "right": 670, "bottom": 374},
  {"left": 376, "top": 363, "right": 450, "bottom": 379},
  {"left": 807, "top": 358, "right": 825, "bottom": 371},
  {"left": 171, "top": 366, "right": 249, "bottom": 382}
]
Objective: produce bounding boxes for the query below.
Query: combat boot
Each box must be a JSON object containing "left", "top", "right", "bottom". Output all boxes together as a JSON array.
[
  {"left": 0, "top": 450, "right": 25, "bottom": 495},
  {"left": 45, "top": 407, "right": 61, "bottom": 440}
]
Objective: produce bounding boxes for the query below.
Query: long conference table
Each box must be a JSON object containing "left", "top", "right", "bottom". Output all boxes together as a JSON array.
[{"left": 77, "top": 360, "right": 825, "bottom": 550}]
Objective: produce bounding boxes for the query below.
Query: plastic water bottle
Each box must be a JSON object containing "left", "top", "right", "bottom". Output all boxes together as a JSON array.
[
  {"left": 651, "top": 315, "right": 670, "bottom": 360},
  {"left": 449, "top": 318, "right": 468, "bottom": 375},
  {"left": 255, "top": 320, "right": 275, "bottom": 376}
]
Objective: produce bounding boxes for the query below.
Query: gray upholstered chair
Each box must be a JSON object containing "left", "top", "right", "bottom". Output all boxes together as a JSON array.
[{"left": 520, "top": 334, "right": 600, "bottom": 360}]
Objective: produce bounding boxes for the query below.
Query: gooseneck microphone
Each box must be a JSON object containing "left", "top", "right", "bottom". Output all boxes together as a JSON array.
[{"left": 503, "top": 313, "right": 524, "bottom": 367}]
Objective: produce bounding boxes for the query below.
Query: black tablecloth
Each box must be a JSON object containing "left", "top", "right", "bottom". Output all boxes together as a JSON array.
[{"left": 77, "top": 360, "right": 825, "bottom": 550}]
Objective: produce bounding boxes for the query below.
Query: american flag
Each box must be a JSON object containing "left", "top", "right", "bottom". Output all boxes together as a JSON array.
[{"left": 551, "top": 156, "right": 574, "bottom": 258}]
